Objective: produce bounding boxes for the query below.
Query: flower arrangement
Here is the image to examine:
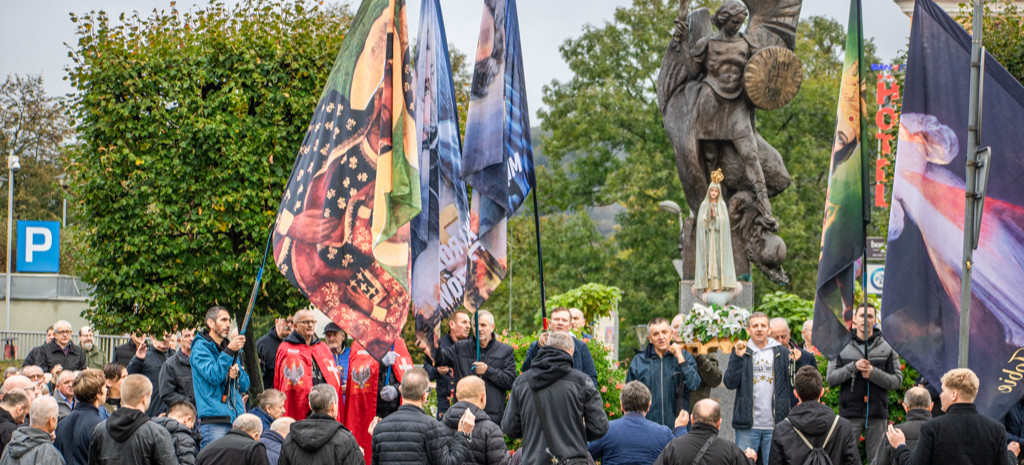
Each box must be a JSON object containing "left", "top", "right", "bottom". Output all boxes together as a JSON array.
[{"left": 679, "top": 303, "right": 750, "bottom": 344}]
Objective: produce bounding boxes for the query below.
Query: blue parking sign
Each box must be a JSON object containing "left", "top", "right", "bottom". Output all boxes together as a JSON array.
[{"left": 17, "top": 221, "right": 60, "bottom": 273}]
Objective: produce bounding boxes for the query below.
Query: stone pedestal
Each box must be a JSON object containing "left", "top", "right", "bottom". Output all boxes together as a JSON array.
[{"left": 679, "top": 280, "right": 754, "bottom": 314}]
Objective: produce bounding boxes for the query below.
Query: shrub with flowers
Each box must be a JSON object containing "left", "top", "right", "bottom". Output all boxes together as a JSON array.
[{"left": 679, "top": 303, "right": 750, "bottom": 344}]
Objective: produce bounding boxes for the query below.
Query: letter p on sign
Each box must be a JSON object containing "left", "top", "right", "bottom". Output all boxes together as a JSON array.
[{"left": 17, "top": 221, "right": 60, "bottom": 273}]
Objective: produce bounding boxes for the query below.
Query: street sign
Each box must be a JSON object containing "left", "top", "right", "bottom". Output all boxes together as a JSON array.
[
  {"left": 867, "top": 236, "right": 886, "bottom": 262},
  {"left": 866, "top": 263, "right": 884, "bottom": 295},
  {"left": 17, "top": 221, "right": 60, "bottom": 273}
]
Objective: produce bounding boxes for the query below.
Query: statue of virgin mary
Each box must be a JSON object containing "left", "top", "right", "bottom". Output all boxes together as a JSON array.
[{"left": 694, "top": 169, "right": 739, "bottom": 296}]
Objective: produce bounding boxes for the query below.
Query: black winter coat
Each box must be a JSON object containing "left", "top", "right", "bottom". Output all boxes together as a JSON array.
[
  {"left": 654, "top": 423, "right": 753, "bottom": 465},
  {"left": 152, "top": 417, "right": 200, "bottom": 465},
  {"left": 723, "top": 344, "right": 792, "bottom": 429},
  {"left": 435, "top": 336, "right": 517, "bottom": 427},
  {"left": 424, "top": 334, "right": 457, "bottom": 417},
  {"left": 769, "top": 401, "right": 860, "bottom": 465},
  {"left": 442, "top": 402, "right": 510, "bottom": 465},
  {"left": 112, "top": 340, "right": 138, "bottom": 368},
  {"left": 88, "top": 407, "right": 178, "bottom": 465},
  {"left": 54, "top": 403, "right": 103, "bottom": 465},
  {"left": 158, "top": 349, "right": 195, "bottom": 408},
  {"left": 684, "top": 353, "right": 723, "bottom": 410},
  {"left": 893, "top": 403, "right": 1016, "bottom": 465},
  {"left": 196, "top": 428, "right": 269, "bottom": 465},
  {"left": 0, "top": 407, "right": 18, "bottom": 454},
  {"left": 277, "top": 413, "right": 362, "bottom": 465},
  {"left": 127, "top": 347, "right": 170, "bottom": 417},
  {"left": 372, "top": 404, "right": 472, "bottom": 465},
  {"left": 23, "top": 340, "right": 85, "bottom": 372},
  {"left": 873, "top": 409, "right": 931, "bottom": 465},
  {"left": 502, "top": 346, "right": 608, "bottom": 465},
  {"left": 256, "top": 328, "right": 284, "bottom": 390}
]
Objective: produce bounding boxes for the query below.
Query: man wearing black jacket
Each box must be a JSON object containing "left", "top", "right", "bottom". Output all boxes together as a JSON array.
[
  {"left": 873, "top": 387, "right": 932, "bottom": 465},
  {"left": 23, "top": 320, "right": 85, "bottom": 374},
  {"left": 158, "top": 329, "right": 195, "bottom": 408},
  {"left": 654, "top": 399, "right": 756, "bottom": 465},
  {"left": 886, "top": 368, "right": 1020, "bottom": 465},
  {"left": 441, "top": 376, "right": 510, "bottom": 465},
  {"left": 769, "top": 366, "right": 859, "bottom": 465},
  {"left": 435, "top": 310, "right": 516, "bottom": 426},
  {"left": 256, "top": 317, "right": 292, "bottom": 391},
  {"left": 112, "top": 334, "right": 144, "bottom": 368},
  {"left": 54, "top": 369, "right": 106, "bottom": 465},
  {"left": 88, "top": 374, "right": 178, "bottom": 465},
  {"left": 503, "top": 331, "right": 608, "bottom": 465},
  {"left": 279, "top": 384, "right": 360, "bottom": 465},
  {"left": 126, "top": 334, "right": 172, "bottom": 417},
  {"left": 425, "top": 311, "right": 470, "bottom": 418},
  {"left": 0, "top": 388, "right": 30, "bottom": 455},
  {"left": 196, "top": 413, "right": 269, "bottom": 465}
]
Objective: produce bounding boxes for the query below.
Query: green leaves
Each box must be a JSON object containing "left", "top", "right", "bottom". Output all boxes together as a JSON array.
[{"left": 546, "top": 283, "right": 622, "bottom": 322}]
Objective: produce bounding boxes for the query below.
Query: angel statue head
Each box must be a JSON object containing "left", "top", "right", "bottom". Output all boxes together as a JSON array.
[{"left": 712, "top": 0, "right": 749, "bottom": 34}]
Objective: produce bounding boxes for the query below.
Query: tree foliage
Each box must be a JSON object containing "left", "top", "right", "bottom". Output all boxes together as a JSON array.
[
  {"left": 959, "top": 2, "right": 1024, "bottom": 84},
  {"left": 66, "top": 0, "right": 353, "bottom": 334}
]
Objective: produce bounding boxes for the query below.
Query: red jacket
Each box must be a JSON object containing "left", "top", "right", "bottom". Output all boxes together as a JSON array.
[{"left": 274, "top": 331, "right": 345, "bottom": 422}]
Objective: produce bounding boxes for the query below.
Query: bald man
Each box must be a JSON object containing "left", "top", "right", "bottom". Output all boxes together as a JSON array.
[{"left": 441, "top": 376, "right": 510, "bottom": 465}]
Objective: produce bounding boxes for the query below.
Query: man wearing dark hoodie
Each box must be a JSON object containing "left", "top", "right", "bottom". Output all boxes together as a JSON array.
[
  {"left": 442, "top": 376, "right": 510, "bottom": 465},
  {"left": 153, "top": 401, "right": 202, "bottom": 465},
  {"left": 0, "top": 387, "right": 30, "bottom": 455},
  {"left": 503, "top": 331, "right": 609, "bottom": 465},
  {"left": 769, "top": 366, "right": 859, "bottom": 465},
  {"left": 54, "top": 369, "right": 106, "bottom": 465},
  {"left": 127, "top": 333, "right": 173, "bottom": 417},
  {"left": 279, "top": 383, "right": 362, "bottom": 465},
  {"left": 88, "top": 374, "right": 177, "bottom": 465},
  {"left": 0, "top": 396, "right": 64, "bottom": 465}
]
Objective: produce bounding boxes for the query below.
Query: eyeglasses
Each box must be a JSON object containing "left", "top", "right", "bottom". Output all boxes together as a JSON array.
[
  {"left": 54, "top": 330, "right": 72, "bottom": 335},
  {"left": 294, "top": 320, "right": 316, "bottom": 326}
]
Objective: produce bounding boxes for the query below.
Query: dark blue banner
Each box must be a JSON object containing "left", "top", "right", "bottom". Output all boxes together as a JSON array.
[{"left": 882, "top": 0, "right": 1024, "bottom": 419}]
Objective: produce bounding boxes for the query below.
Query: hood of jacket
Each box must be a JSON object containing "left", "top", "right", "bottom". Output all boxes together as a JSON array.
[
  {"left": 786, "top": 401, "right": 838, "bottom": 434},
  {"left": 904, "top": 409, "right": 933, "bottom": 423},
  {"left": 106, "top": 407, "right": 151, "bottom": 442},
  {"left": 749, "top": 337, "right": 782, "bottom": 353},
  {"left": 283, "top": 330, "right": 322, "bottom": 346},
  {"left": 197, "top": 330, "right": 230, "bottom": 353},
  {"left": 527, "top": 346, "right": 574, "bottom": 390},
  {"left": 5, "top": 426, "right": 52, "bottom": 458},
  {"left": 442, "top": 401, "right": 491, "bottom": 428},
  {"left": 288, "top": 413, "right": 344, "bottom": 451},
  {"left": 152, "top": 416, "right": 190, "bottom": 435}
]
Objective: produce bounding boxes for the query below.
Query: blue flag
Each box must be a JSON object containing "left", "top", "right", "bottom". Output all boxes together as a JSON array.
[
  {"left": 882, "top": 0, "right": 1024, "bottom": 419},
  {"left": 410, "top": 0, "right": 471, "bottom": 358},
  {"left": 461, "top": 0, "right": 535, "bottom": 313}
]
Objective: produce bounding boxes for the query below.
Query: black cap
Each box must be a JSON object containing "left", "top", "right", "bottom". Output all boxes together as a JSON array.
[{"left": 324, "top": 322, "right": 343, "bottom": 334}]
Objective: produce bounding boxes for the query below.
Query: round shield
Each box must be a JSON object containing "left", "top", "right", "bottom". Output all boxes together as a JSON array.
[{"left": 744, "top": 47, "right": 803, "bottom": 111}]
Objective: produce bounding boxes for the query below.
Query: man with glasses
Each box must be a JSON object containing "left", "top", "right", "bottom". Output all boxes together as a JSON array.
[
  {"left": 435, "top": 310, "right": 516, "bottom": 427},
  {"left": 257, "top": 317, "right": 293, "bottom": 391},
  {"left": 80, "top": 326, "right": 107, "bottom": 370},
  {"left": 275, "top": 310, "right": 343, "bottom": 422},
  {"left": 23, "top": 320, "right": 85, "bottom": 378}
]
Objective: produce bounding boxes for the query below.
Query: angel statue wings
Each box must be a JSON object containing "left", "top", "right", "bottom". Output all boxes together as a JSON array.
[{"left": 657, "top": 0, "right": 804, "bottom": 286}]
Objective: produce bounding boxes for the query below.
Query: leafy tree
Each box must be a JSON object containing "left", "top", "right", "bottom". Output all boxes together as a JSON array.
[
  {"left": 65, "top": 0, "right": 354, "bottom": 380},
  {"left": 959, "top": 2, "right": 1024, "bottom": 85}
]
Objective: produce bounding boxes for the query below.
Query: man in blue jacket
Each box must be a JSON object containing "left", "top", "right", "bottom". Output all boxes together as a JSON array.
[
  {"left": 192, "top": 305, "right": 250, "bottom": 448},
  {"left": 725, "top": 311, "right": 793, "bottom": 464},
  {"left": 520, "top": 307, "right": 599, "bottom": 388},
  {"left": 626, "top": 317, "right": 701, "bottom": 427},
  {"left": 588, "top": 381, "right": 689, "bottom": 465}
]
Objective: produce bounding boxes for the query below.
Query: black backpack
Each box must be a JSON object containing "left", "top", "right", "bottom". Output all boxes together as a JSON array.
[{"left": 786, "top": 415, "right": 840, "bottom": 465}]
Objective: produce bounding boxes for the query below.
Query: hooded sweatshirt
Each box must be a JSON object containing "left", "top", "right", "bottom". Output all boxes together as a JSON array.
[
  {"left": 0, "top": 426, "right": 64, "bottom": 465},
  {"left": 89, "top": 407, "right": 177, "bottom": 465},
  {"left": 749, "top": 337, "right": 781, "bottom": 429},
  {"left": 768, "top": 401, "right": 859, "bottom": 465},
  {"left": 279, "top": 413, "right": 362, "bottom": 465}
]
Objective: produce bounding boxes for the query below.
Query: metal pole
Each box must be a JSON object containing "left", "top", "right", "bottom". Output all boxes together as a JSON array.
[
  {"left": 958, "top": 0, "right": 985, "bottom": 369},
  {"left": 62, "top": 198, "right": 66, "bottom": 228},
  {"left": 5, "top": 158, "right": 13, "bottom": 331}
]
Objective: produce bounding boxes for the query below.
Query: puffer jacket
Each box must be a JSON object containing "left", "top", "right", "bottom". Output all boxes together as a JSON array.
[
  {"left": 158, "top": 349, "right": 195, "bottom": 408},
  {"left": 372, "top": 404, "right": 472, "bottom": 465},
  {"left": 825, "top": 331, "right": 902, "bottom": 419},
  {"left": 625, "top": 344, "right": 701, "bottom": 427},
  {"left": 442, "top": 402, "right": 510, "bottom": 465},
  {"left": 768, "top": 401, "right": 859, "bottom": 465},
  {"left": 191, "top": 331, "right": 250, "bottom": 422},
  {"left": 503, "top": 346, "right": 609, "bottom": 465},
  {"left": 259, "top": 430, "right": 284, "bottom": 465},
  {"left": 152, "top": 417, "right": 200, "bottom": 465},
  {"left": 0, "top": 426, "right": 64, "bottom": 465},
  {"left": 88, "top": 407, "right": 178, "bottom": 465},
  {"left": 278, "top": 413, "right": 362, "bottom": 465},
  {"left": 54, "top": 403, "right": 103, "bottom": 465},
  {"left": 723, "top": 340, "right": 792, "bottom": 429}
]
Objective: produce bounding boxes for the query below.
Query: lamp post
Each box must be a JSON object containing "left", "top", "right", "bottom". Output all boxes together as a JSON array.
[
  {"left": 6, "top": 153, "right": 19, "bottom": 331},
  {"left": 659, "top": 200, "right": 687, "bottom": 315},
  {"left": 56, "top": 174, "right": 68, "bottom": 227}
]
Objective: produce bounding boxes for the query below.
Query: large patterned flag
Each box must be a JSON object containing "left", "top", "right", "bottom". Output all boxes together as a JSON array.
[
  {"left": 410, "top": 0, "right": 471, "bottom": 359},
  {"left": 272, "top": 0, "right": 419, "bottom": 362},
  {"left": 882, "top": 0, "right": 1024, "bottom": 418},
  {"left": 461, "top": 0, "right": 535, "bottom": 314},
  {"left": 813, "top": 0, "right": 870, "bottom": 359}
]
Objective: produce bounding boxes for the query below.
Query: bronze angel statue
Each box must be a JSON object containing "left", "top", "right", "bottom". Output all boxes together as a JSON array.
[{"left": 657, "top": 0, "right": 804, "bottom": 285}]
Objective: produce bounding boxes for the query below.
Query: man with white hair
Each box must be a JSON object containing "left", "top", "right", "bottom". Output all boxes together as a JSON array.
[
  {"left": 80, "top": 327, "right": 107, "bottom": 370},
  {"left": 52, "top": 370, "right": 76, "bottom": 420},
  {"left": 281, "top": 384, "right": 361, "bottom": 465},
  {"left": 260, "top": 416, "right": 294, "bottom": 465},
  {"left": 275, "top": 309, "right": 343, "bottom": 422},
  {"left": 196, "top": 413, "right": 270, "bottom": 465},
  {"left": 435, "top": 310, "right": 517, "bottom": 426},
  {"left": 0, "top": 396, "right": 64, "bottom": 464},
  {"left": 801, "top": 320, "right": 817, "bottom": 354},
  {"left": 569, "top": 308, "right": 592, "bottom": 339},
  {"left": 24, "top": 320, "right": 85, "bottom": 376}
]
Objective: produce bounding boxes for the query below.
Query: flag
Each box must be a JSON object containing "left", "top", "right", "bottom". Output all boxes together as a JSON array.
[
  {"left": 460, "top": 0, "right": 535, "bottom": 313},
  {"left": 272, "top": 0, "right": 419, "bottom": 362},
  {"left": 813, "top": 0, "right": 870, "bottom": 359},
  {"left": 410, "top": 0, "right": 471, "bottom": 359},
  {"left": 882, "top": 0, "right": 1024, "bottom": 419}
]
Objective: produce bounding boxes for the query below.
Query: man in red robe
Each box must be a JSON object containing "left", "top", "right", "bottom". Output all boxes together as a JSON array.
[{"left": 275, "top": 309, "right": 344, "bottom": 421}]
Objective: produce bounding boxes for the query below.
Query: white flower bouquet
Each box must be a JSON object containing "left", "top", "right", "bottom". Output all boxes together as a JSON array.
[{"left": 679, "top": 303, "right": 750, "bottom": 344}]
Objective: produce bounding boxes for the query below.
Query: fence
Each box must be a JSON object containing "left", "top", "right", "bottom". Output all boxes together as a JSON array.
[{"left": 0, "top": 330, "right": 130, "bottom": 363}]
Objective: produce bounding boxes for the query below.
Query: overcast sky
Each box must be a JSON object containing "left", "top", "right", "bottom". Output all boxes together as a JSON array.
[{"left": 0, "top": 0, "right": 911, "bottom": 123}]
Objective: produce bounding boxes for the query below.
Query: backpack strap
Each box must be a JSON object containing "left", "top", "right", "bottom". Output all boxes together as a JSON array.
[
  {"left": 786, "top": 419, "right": 815, "bottom": 450},
  {"left": 689, "top": 436, "right": 716, "bottom": 465},
  {"left": 787, "top": 415, "right": 841, "bottom": 451}
]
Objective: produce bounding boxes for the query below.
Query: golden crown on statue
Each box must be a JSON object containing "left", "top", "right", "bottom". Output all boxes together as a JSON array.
[{"left": 710, "top": 168, "right": 724, "bottom": 184}]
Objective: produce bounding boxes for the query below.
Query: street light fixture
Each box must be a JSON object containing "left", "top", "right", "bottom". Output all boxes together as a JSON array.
[
  {"left": 56, "top": 174, "right": 69, "bottom": 227},
  {"left": 6, "top": 153, "right": 19, "bottom": 331}
]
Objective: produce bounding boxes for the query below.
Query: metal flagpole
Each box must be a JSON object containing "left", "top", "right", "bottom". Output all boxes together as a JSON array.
[{"left": 530, "top": 187, "right": 548, "bottom": 330}]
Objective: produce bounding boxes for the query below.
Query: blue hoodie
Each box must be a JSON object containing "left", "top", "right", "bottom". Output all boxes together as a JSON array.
[{"left": 191, "top": 331, "right": 250, "bottom": 422}]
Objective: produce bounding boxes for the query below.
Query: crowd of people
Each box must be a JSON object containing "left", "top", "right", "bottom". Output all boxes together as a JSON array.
[{"left": 0, "top": 303, "right": 1021, "bottom": 465}]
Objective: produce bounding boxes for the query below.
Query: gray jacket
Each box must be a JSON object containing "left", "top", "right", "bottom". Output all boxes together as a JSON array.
[
  {"left": 825, "top": 332, "right": 902, "bottom": 419},
  {"left": 0, "top": 426, "right": 65, "bottom": 465}
]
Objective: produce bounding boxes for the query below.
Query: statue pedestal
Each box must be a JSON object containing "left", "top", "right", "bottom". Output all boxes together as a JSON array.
[{"left": 678, "top": 280, "right": 754, "bottom": 314}]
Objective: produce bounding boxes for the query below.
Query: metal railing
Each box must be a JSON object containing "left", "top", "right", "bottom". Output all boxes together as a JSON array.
[{"left": 0, "top": 330, "right": 129, "bottom": 363}]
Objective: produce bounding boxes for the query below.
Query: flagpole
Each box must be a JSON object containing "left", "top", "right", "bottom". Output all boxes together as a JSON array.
[
  {"left": 958, "top": 0, "right": 985, "bottom": 369},
  {"left": 531, "top": 188, "right": 548, "bottom": 330}
]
